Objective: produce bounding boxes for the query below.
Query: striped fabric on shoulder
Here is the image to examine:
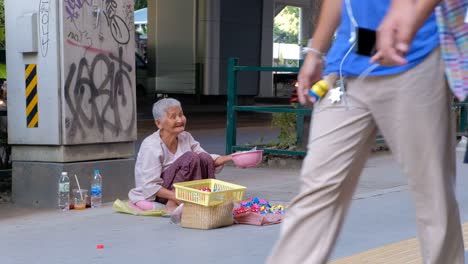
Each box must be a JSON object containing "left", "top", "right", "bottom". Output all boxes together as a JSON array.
[{"left": 436, "top": 0, "right": 468, "bottom": 102}]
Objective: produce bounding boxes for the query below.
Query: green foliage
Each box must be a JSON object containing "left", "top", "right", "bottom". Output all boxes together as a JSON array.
[
  {"left": 271, "top": 112, "right": 297, "bottom": 149},
  {"left": 134, "top": 0, "right": 147, "bottom": 10},
  {"left": 273, "top": 6, "right": 299, "bottom": 44}
]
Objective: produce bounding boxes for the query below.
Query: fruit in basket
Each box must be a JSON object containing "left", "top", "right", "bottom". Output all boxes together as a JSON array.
[
  {"left": 231, "top": 150, "right": 264, "bottom": 168},
  {"left": 198, "top": 187, "right": 212, "bottom": 192}
]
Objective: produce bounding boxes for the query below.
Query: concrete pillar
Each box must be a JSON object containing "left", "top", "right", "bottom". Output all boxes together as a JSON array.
[
  {"left": 258, "top": 0, "right": 275, "bottom": 97},
  {"left": 147, "top": 0, "right": 269, "bottom": 97},
  {"left": 201, "top": 0, "right": 221, "bottom": 95},
  {"left": 147, "top": 0, "right": 197, "bottom": 95},
  {"left": 218, "top": 0, "right": 263, "bottom": 95},
  {"left": 300, "top": 0, "right": 322, "bottom": 50},
  {"left": 299, "top": 7, "right": 312, "bottom": 47},
  {"left": 5, "top": 0, "right": 136, "bottom": 208}
]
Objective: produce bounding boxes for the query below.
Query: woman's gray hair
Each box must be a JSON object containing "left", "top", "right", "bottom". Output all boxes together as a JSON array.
[{"left": 152, "top": 98, "right": 182, "bottom": 121}]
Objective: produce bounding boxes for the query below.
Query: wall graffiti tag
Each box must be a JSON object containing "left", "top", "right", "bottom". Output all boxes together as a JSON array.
[
  {"left": 63, "top": 0, "right": 135, "bottom": 144},
  {"left": 64, "top": 47, "right": 135, "bottom": 139},
  {"left": 65, "top": 0, "right": 92, "bottom": 21},
  {"left": 68, "top": 32, "right": 80, "bottom": 42},
  {"left": 104, "top": 0, "right": 130, "bottom": 44},
  {"left": 124, "top": 4, "right": 134, "bottom": 28},
  {"left": 39, "top": 0, "right": 51, "bottom": 57}
]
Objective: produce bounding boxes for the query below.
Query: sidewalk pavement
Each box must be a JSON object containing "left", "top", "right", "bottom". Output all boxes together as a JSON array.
[{"left": 1, "top": 113, "right": 468, "bottom": 263}]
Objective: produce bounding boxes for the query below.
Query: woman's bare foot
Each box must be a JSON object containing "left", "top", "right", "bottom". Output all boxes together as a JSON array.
[{"left": 166, "top": 200, "right": 178, "bottom": 214}]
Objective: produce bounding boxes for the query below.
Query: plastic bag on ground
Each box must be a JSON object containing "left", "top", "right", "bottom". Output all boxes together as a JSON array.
[
  {"left": 170, "top": 203, "right": 184, "bottom": 224},
  {"left": 112, "top": 199, "right": 167, "bottom": 216}
]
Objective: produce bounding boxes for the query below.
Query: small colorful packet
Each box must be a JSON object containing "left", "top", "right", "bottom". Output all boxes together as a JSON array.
[{"left": 232, "top": 197, "right": 286, "bottom": 226}]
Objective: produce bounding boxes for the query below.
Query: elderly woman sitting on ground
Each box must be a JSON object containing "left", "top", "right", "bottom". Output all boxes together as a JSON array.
[{"left": 129, "top": 98, "right": 232, "bottom": 213}]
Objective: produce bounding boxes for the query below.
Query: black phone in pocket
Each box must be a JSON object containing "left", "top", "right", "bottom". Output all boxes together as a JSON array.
[{"left": 355, "top": 27, "right": 377, "bottom": 56}]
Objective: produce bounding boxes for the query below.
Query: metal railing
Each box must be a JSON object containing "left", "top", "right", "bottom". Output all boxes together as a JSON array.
[
  {"left": 225, "top": 57, "right": 468, "bottom": 157},
  {"left": 226, "top": 57, "right": 308, "bottom": 156}
]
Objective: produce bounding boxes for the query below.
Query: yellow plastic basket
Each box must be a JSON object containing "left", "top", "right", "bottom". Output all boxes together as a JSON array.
[{"left": 174, "top": 179, "right": 246, "bottom": 207}]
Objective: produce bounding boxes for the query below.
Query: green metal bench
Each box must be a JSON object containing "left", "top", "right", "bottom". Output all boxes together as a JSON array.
[
  {"left": 226, "top": 58, "right": 310, "bottom": 157},
  {"left": 225, "top": 57, "right": 468, "bottom": 157}
]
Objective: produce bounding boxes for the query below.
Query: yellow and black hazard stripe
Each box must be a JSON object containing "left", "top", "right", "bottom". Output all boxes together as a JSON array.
[{"left": 25, "top": 64, "right": 39, "bottom": 128}]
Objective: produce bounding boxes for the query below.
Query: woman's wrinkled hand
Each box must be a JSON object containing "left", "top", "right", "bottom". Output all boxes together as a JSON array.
[{"left": 214, "top": 155, "right": 232, "bottom": 167}]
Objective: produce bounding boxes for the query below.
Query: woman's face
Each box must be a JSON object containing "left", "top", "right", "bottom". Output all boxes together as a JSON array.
[{"left": 155, "top": 106, "right": 186, "bottom": 135}]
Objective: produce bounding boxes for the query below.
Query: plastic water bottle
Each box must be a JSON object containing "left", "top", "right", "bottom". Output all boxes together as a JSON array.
[
  {"left": 58, "top": 172, "right": 70, "bottom": 211},
  {"left": 91, "top": 169, "right": 102, "bottom": 208}
]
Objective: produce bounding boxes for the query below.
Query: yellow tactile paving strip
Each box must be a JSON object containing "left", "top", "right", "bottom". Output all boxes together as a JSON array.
[{"left": 330, "top": 222, "right": 468, "bottom": 264}]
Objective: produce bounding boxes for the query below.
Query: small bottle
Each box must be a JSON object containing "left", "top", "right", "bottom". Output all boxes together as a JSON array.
[
  {"left": 308, "top": 74, "right": 338, "bottom": 102},
  {"left": 91, "top": 169, "right": 102, "bottom": 208},
  {"left": 308, "top": 80, "right": 330, "bottom": 101},
  {"left": 58, "top": 172, "right": 70, "bottom": 211}
]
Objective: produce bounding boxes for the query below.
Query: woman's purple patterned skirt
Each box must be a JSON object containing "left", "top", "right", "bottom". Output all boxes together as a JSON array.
[{"left": 156, "top": 151, "right": 215, "bottom": 204}]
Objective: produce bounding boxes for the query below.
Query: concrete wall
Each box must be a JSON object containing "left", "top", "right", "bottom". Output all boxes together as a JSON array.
[
  {"left": 144, "top": 0, "right": 322, "bottom": 97},
  {"left": 61, "top": 0, "right": 137, "bottom": 144},
  {"left": 5, "top": 0, "right": 61, "bottom": 144},
  {"left": 147, "top": 0, "right": 265, "bottom": 96},
  {"left": 258, "top": 0, "right": 275, "bottom": 97},
  {"left": 12, "top": 158, "right": 135, "bottom": 208},
  {"left": 201, "top": 0, "right": 221, "bottom": 95},
  {"left": 218, "top": 0, "right": 263, "bottom": 95},
  {"left": 150, "top": 0, "right": 197, "bottom": 94},
  {"left": 6, "top": 0, "right": 137, "bottom": 206},
  {"left": 5, "top": 0, "right": 137, "bottom": 146}
]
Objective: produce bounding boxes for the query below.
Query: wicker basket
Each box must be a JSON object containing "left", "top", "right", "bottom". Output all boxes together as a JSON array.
[
  {"left": 174, "top": 179, "right": 246, "bottom": 207},
  {"left": 181, "top": 201, "right": 234, "bottom": 230}
]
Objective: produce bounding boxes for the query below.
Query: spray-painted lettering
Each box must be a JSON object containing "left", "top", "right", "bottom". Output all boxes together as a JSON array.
[
  {"left": 104, "top": 0, "right": 130, "bottom": 44},
  {"left": 39, "top": 0, "right": 50, "bottom": 57},
  {"left": 64, "top": 0, "right": 92, "bottom": 21},
  {"left": 64, "top": 47, "right": 135, "bottom": 139},
  {"left": 67, "top": 32, "right": 80, "bottom": 42},
  {"left": 125, "top": 4, "right": 134, "bottom": 26}
]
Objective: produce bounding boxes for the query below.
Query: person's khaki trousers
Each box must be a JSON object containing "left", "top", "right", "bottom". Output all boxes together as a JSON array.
[{"left": 267, "top": 48, "right": 465, "bottom": 264}]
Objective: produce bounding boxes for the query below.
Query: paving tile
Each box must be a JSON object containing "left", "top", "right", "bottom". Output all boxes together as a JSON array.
[{"left": 330, "top": 223, "right": 468, "bottom": 263}]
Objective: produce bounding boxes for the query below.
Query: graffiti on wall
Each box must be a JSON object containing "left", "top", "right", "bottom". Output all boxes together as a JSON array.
[
  {"left": 64, "top": 47, "right": 135, "bottom": 139},
  {"left": 63, "top": 0, "right": 135, "bottom": 143},
  {"left": 103, "top": 0, "right": 130, "bottom": 45},
  {"left": 64, "top": 0, "right": 92, "bottom": 22},
  {"left": 39, "top": 0, "right": 51, "bottom": 57}
]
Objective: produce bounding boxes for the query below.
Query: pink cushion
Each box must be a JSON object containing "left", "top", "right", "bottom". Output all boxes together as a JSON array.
[{"left": 135, "top": 201, "right": 155, "bottom": 211}]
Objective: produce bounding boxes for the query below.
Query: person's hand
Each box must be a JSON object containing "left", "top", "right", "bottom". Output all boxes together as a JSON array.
[
  {"left": 174, "top": 198, "right": 183, "bottom": 205},
  {"left": 297, "top": 52, "right": 324, "bottom": 104},
  {"left": 371, "top": 0, "right": 418, "bottom": 66},
  {"left": 170, "top": 190, "right": 182, "bottom": 205},
  {"left": 214, "top": 155, "right": 232, "bottom": 167}
]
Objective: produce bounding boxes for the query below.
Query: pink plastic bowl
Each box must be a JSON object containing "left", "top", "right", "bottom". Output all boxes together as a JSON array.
[{"left": 231, "top": 150, "right": 264, "bottom": 168}]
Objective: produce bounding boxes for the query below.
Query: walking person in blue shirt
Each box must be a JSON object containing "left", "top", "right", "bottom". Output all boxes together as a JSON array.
[
  {"left": 374, "top": 0, "right": 468, "bottom": 165},
  {"left": 267, "top": 0, "right": 465, "bottom": 263}
]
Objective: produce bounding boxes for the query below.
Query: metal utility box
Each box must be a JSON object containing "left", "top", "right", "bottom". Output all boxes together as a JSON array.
[{"left": 6, "top": 0, "right": 136, "bottom": 146}]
